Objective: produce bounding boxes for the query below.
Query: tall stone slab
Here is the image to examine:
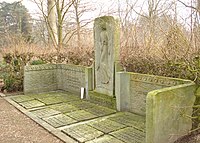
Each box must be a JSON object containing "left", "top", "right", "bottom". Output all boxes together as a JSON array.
[{"left": 94, "top": 16, "right": 119, "bottom": 96}]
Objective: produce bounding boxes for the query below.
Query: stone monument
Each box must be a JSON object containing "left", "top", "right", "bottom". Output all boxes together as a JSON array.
[{"left": 94, "top": 16, "right": 119, "bottom": 96}]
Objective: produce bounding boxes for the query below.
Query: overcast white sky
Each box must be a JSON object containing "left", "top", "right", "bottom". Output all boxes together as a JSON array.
[{"left": 0, "top": 0, "right": 194, "bottom": 26}]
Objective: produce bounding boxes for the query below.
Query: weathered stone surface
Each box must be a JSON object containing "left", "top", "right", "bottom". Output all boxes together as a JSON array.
[
  {"left": 65, "top": 110, "right": 97, "bottom": 121},
  {"left": 48, "top": 103, "right": 78, "bottom": 113},
  {"left": 24, "top": 64, "right": 57, "bottom": 72},
  {"left": 29, "top": 93, "right": 55, "bottom": 98},
  {"left": 55, "top": 95, "right": 80, "bottom": 102},
  {"left": 43, "top": 114, "right": 77, "bottom": 128},
  {"left": 11, "top": 95, "right": 35, "bottom": 103},
  {"left": 86, "top": 105, "right": 116, "bottom": 116},
  {"left": 69, "top": 100, "right": 96, "bottom": 109},
  {"left": 116, "top": 72, "right": 194, "bottom": 116},
  {"left": 24, "top": 64, "right": 93, "bottom": 95},
  {"left": 88, "top": 91, "right": 116, "bottom": 109},
  {"left": 146, "top": 83, "right": 196, "bottom": 143},
  {"left": 31, "top": 108, "right": 60, "bottom": 118},
  {"left": 110, "top": 127, "right": 145, "bottom": 143},
  {"left": 88, "top": 119, "right": 126, "bottom": 133},
  {"left": 24, "top": 64, "right": 57, "bottom": 94},
  {"left": 57, "top": 64, "right": 86, "bottom": 94},
  {"left": 94, "top": 16, "right": 119, "bottom": 96},
  {"left": 62, "top": 124, "right": 104, "bottom": 142},
  {"left": 37, "top": 97, "right": 63, "bottom": 105},
  {"left": 19, "top": 100, "right": 45, "bottom": 109},
  {"left": 108, "top": 112, "right": 145, "bottom": 131},
  {"left": 86, "top": 135, "right": 124, "bottom": 143}
]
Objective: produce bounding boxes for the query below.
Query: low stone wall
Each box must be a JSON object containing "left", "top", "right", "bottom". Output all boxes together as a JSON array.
[
  {"left": 116, "top": 72, "right": 196, "bottom": 143},
  {"left": 24, "top": 64, "right": 58, "bottom": 94},
  {"left": 24, "top": 64, "right": 93, "bottom": 95}
]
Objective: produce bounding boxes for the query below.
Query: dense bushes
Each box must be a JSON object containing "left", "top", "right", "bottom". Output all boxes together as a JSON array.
[
  {"left": 0, "top": 46, "right": 94, "bottom": 92},
  {"left": 1, "top": 52, "right": 33, "bottom": 92}
]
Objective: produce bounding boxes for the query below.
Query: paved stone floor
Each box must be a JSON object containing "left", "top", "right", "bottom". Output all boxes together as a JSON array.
[{"left": 6, "top": 91, "right": 146, "bottom": 143}]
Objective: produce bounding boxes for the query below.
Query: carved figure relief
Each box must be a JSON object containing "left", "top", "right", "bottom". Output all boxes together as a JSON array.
[{"left": 97, "top": 27, "right": 111, "bottom": 85}]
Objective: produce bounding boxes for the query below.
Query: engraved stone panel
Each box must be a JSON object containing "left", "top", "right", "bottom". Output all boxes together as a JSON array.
[
  {"left": 31, "top": 108, "right": 60, "bottom": 118},
  {"left": 37, "top": 97, "right": 63, "bottom": 105},
  {"left": 108, "top": 112, "right": 145, "bottom": 131},
  {"left": 69, "top": 101, "right": 96, "bottom": 109},
  {"left": 130, "top": 79, "right": 164, "bottom": 116},
  {"left": 24, "top": 64, "right": 88, "bottom": 94},
  {"left": 130, "top": 73, "right": 188, "bottom": 86},
  {"left": 11, "top": 95, "right": 35, "bottom": 103},
  {"left": 94, "top": 16, "right": 119, "bottom": 96},
  {"left": 19, "top": 100, "right": 45, "bottom": 109},
  {"left": 88, "top": 119, "right": 126, "bottom": 133},
  {"left": 55, "top": 95, "right": 80, "bottom": 103},
  {"left": 29, "top": 93, "right": 55, "bottom": 99},
  {"left": 110, "top": 127, "right": 145, "bottom": 143},
  {"left": 129, "top": 73, "right": 183, "bottom": 116},
  {"left": 48, "top": 103, "right": 78, "bottom": 113},
  {"left": 43, "top": 114, "right": 77, "bottom": 128},
  {"left": 86, "top": 135, "right": 124, "bottom": 143},
  {"left": 86, "top": 105, "right": 116, "bottom": 116},
  {"left": 25, "top": 64, "right": 57, "bottom": 72},
  {"left": 62, "top": 124, "right": 104, "bottom": 143},
  {"left": 65, "top": 110, "right": 97, "bottom": 121},
  {"left": 58, "top": 64, "right": 86, "bottom": 93}
]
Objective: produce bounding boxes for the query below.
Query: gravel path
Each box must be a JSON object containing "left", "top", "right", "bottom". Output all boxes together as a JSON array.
[{"left": 0, "top": 97, "right": 64, "bottom": 143}]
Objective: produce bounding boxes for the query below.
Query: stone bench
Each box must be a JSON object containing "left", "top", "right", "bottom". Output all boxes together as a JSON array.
[{"left": 116, "top": 72, "right": 196, "bottom": 143}]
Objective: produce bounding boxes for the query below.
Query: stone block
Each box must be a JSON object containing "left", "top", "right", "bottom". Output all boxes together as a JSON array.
[
  {"left": 88, "top": 119, "right": 126, "bottom": 133},
  {"left": 110, "top": 127, "right": 145, "bottom": 143},
  {"left": 86, "top": 135, "right": 124, "bottom": 143},
  {"left": 94, "top": 16, "right": 119, "bottom": 96},
  {"left": 43, "top": 114, "right": 77, "bottom": 128},
  {"left": 24, "top": 64, "right": 58, "bottom": 94},
  {"left": 146, "top": 83, "right": 196, "bottom": 143},
  {"left": 62, "top": 124, "right": 104, "bottom": 142}
]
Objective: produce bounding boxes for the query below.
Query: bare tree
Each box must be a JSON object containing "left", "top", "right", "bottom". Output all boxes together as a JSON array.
[
  {"left": 72, "top": 0, "right": 94, "bottom": 48},
  {"left": 47, "top": 0, "right": 58, "bottom": 45},
  {"left": 32, "top": 0, "right": 75, "bottom": 56}
]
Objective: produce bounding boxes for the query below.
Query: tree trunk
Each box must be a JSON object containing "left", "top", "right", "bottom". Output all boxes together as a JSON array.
[
  {"left": 47, "top": 0, "right": 58, "bottom": 46},
  {"left": 198, "top": 0, "right": 200, "bottom": 16},
  {"left": 74, "top": 0, "right": 81, "bottom": 48}
]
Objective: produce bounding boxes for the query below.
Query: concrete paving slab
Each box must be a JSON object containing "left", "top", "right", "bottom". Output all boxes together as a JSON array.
[
  {"left": 48, "top": 103, "right": 78, "bottom": 113},
  {"left": 87, "top": 118, "right": 126, "bottom": 133},
  {"left": 110, "top": 127, "right": 145, "bottom": 143},
  {"left": 86, "top": 105, "right": 116, "bottom": 116},
  {"left": 43, "top": 114, "right": 77, "bottom": 128},
  {"left": 86, "top": 135, "right": 124, "bottom": 143},
  {"left": 6, "top": 92, "right": 148, "bottom": 143},
  {"left": 108, "top": 112, "right": 145, "bottom": 131},
  {"left": 19, "top": 100, "right": 45, "bottom": 109},
  {"left": 29, "top": 93, "right": 56, "bottom": 98},
  {"left": 65, "top": 110, "right": 97, "bottom": 121},
  {"left": 62, "top": 124, "right": 104, "bottom": 143},
  {"left": 69, "top": 100, "right": 96, "bottom": 109},
  {"left": 56, "top": 95, "right": 80, "bottom": 102},
  {"left": 31, "top": 108, "right": 61, "bottom": 118},
  {"left": 37, "top": 96, "right": 63, "bottom": 105},
  {"left": 11, "top": 95, "right": 35, "bottom": 103}
]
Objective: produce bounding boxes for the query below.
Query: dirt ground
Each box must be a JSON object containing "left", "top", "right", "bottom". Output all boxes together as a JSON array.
[{"left": 0, "top": 97, "right": 64, "bottom": 143}]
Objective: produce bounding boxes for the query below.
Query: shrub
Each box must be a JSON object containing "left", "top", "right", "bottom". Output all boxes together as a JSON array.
[
  {"left": 1, "top": 52, "right": 33, "bottom": 92},
  {"left": 31, "top": 59, "right": 46, "bottom": 65}
]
